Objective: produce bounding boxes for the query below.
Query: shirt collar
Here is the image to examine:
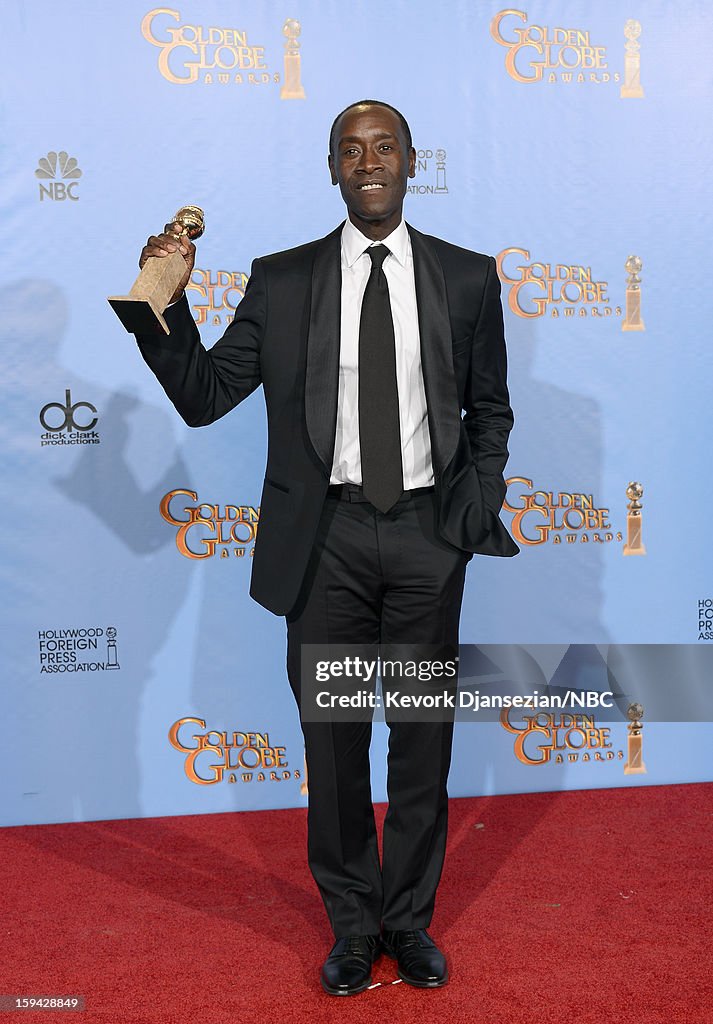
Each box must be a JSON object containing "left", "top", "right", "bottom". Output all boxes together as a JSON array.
[{"left": 341, "top": 217, "right": 410, "bottom": 269}]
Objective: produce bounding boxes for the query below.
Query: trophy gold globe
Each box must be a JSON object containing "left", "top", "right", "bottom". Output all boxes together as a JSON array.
[
  {"left": 624, "top": 19, "right": 642, "bottom": 43},
  {"left": 626, "top": 482, "right": 643, "bottom": 505},
  {"left": 624, "top": 255, "right": 642, "bottom": 283},
  {"left": 108, "top": 205, "right": 205, "bottom": 335},
  {"left": 627, "top": 702, "right": 644, "bottom": 723}
]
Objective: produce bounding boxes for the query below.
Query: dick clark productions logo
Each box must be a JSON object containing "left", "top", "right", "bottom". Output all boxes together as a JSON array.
[{"left": 39, "top": 389, "right": 100, "bottom": 447}]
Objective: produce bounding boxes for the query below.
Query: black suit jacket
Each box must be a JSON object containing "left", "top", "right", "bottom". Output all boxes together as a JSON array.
[{"left": 136, "top": 222, "right": 519, "bottom": 615}]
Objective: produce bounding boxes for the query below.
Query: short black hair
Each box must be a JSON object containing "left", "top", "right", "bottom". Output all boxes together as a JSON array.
[{"left": 329, "top": 100, "right": 413, "bottom": 157}]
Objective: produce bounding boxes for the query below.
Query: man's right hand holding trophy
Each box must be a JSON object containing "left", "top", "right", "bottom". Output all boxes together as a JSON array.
[{"left": 108, "top": 205, "right": 204, "bottom": 334}]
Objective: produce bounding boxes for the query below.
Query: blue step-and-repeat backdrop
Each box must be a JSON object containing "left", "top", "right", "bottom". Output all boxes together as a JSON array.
[{"left": 3, "top": 1, "right": 712, "bottom": 827}]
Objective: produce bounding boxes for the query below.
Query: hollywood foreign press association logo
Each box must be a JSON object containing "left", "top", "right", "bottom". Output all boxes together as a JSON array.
[
  {"left": 38, "top": 626, "right": 120, "bottom": 674},
  {"left": 39, "top": 389, "right": 100, "bottom": 447},
  {"left": 698, "top": 599, "right": 713, "bottom": 641},
  {"left": 35, "top": 151, "right": 82, "bottom": 201}
]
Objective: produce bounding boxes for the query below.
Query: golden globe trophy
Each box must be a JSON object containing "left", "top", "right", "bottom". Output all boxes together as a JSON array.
[
  {"left": 623, "top": 702, "right": 647, "bottom": 775},
  {"left": 280, "top": 19, "right": 305, "bottom": 100},
  {"left": 623, "top": 482, "right": 646, "bottom": 556},
  {"left": 108, "top": 205, "right": 205, "bottom": 335},
  {"left": 622, "top": 255, "right": 645, "bottom": 332},
  {"left": 620, "top": 19, "right": 644, "bottom": 99}
]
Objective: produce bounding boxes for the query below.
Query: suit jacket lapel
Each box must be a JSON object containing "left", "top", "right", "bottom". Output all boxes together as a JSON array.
[
  {"left": 407, "top": 223, "right": 461, "bottom": 475},
  {"left": 304, "top": 224, "right": 343, "bottom": 472}
]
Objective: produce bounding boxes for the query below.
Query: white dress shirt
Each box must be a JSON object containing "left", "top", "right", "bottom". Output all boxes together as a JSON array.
[{"left": 330, "top": 217, "right": 434, "bottom": 488}]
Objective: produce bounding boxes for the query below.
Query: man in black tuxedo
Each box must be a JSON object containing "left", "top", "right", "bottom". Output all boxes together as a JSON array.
[{"left": 134, "top": 99, "right": 518, "bottom": 995}]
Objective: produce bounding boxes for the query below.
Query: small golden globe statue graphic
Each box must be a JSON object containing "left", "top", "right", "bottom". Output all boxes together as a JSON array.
[
  {"left": 622, "top": 255, "right": 645, "bottom": 332},
  {"left": 621, "top": 19, "right": 644, "bottom": 99},
  {"left": 280, "top": 19, "right": 306, "bottom": 100},
  {"left": 624, "top": 702, "right": 647, "bottom": 775},
  {"left": 623, "top": 482, "right": 646, "bottom": 556}
]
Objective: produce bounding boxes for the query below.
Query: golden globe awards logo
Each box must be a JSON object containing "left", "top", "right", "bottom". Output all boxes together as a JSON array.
[
  {"left": 141, "top": 9, "right": 306, "bottom": 96},
  {"left": 500, "top": 709, "right": 624, "bottom": 766},
  {"left": 160, "top": 489, "right": 259, "bottom": 559},
  {"left": 186, "top": 268, "right": 248, "bottom": 327},
  {"left": 496, "top": 247, "right": 619, "bottom": 321},
  {"left": 503, "top": 478, "right": 623, "bottom": 546},
  {"left": 490, "top": 11, "right": 645, "bottom": 95},
  {"left": 168, "top": 717, "right": 301, "bottom": 785},
  {"left": 141, "top": 8, "right": 272, "bottom": 84}
]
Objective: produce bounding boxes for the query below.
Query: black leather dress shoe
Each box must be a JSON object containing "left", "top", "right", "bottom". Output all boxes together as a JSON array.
[
  {"left": 382, "top": 928, "right": 448, "bottom": 988},
  {"left": 320, "top": 934, "right": 381, "bottom": 996}
]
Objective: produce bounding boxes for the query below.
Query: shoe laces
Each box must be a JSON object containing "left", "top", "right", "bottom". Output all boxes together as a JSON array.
[{"left": 345, "top": 934, "right": 373, "bottom": 954}]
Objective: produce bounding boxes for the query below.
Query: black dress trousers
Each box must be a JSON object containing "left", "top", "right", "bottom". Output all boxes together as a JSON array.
[{"left": 286, "top": 484, "right": 470, "bottom": 937}]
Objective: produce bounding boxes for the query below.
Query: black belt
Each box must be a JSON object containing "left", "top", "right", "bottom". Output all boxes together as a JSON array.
[{"left": 327, "top": 483, "right": 435, "bottom": 504}]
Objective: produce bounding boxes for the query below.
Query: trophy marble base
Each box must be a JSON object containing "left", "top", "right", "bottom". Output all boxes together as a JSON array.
[
  {"left": 108, "top": 248, "right": 186, "bottom": 335},
  {"left": 623, "top": 512, "right": 646, "bottom": 556},
  {"left": 107, "top": 295, "right": 170, "bottom": 335},
  {"left": 624, "top": 735, "right": 646, "bottom": 774},
  {"left": 280, "top": 54, "right": 305, "bottom": 99},
  {"left": 623, "top": 288, "right": 644, "bottom": 332}
]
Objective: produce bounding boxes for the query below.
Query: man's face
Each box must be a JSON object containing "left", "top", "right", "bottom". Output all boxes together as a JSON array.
[{"left": 328, "top": 105, "right": 416, "bottom": 238}]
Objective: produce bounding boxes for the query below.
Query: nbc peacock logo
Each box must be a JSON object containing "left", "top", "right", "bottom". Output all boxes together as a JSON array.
[{"left": 35, "top": 151, "right": 83, "bottom": 202}]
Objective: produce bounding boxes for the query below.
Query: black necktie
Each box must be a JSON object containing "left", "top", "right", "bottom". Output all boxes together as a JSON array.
[{"left": 358, "top": 244, "right": 403, "bottom": 513}]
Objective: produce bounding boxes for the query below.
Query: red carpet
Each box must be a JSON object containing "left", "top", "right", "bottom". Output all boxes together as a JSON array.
[{"left": 2, "top": 784, "right": 711, "bottom": 1023}]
